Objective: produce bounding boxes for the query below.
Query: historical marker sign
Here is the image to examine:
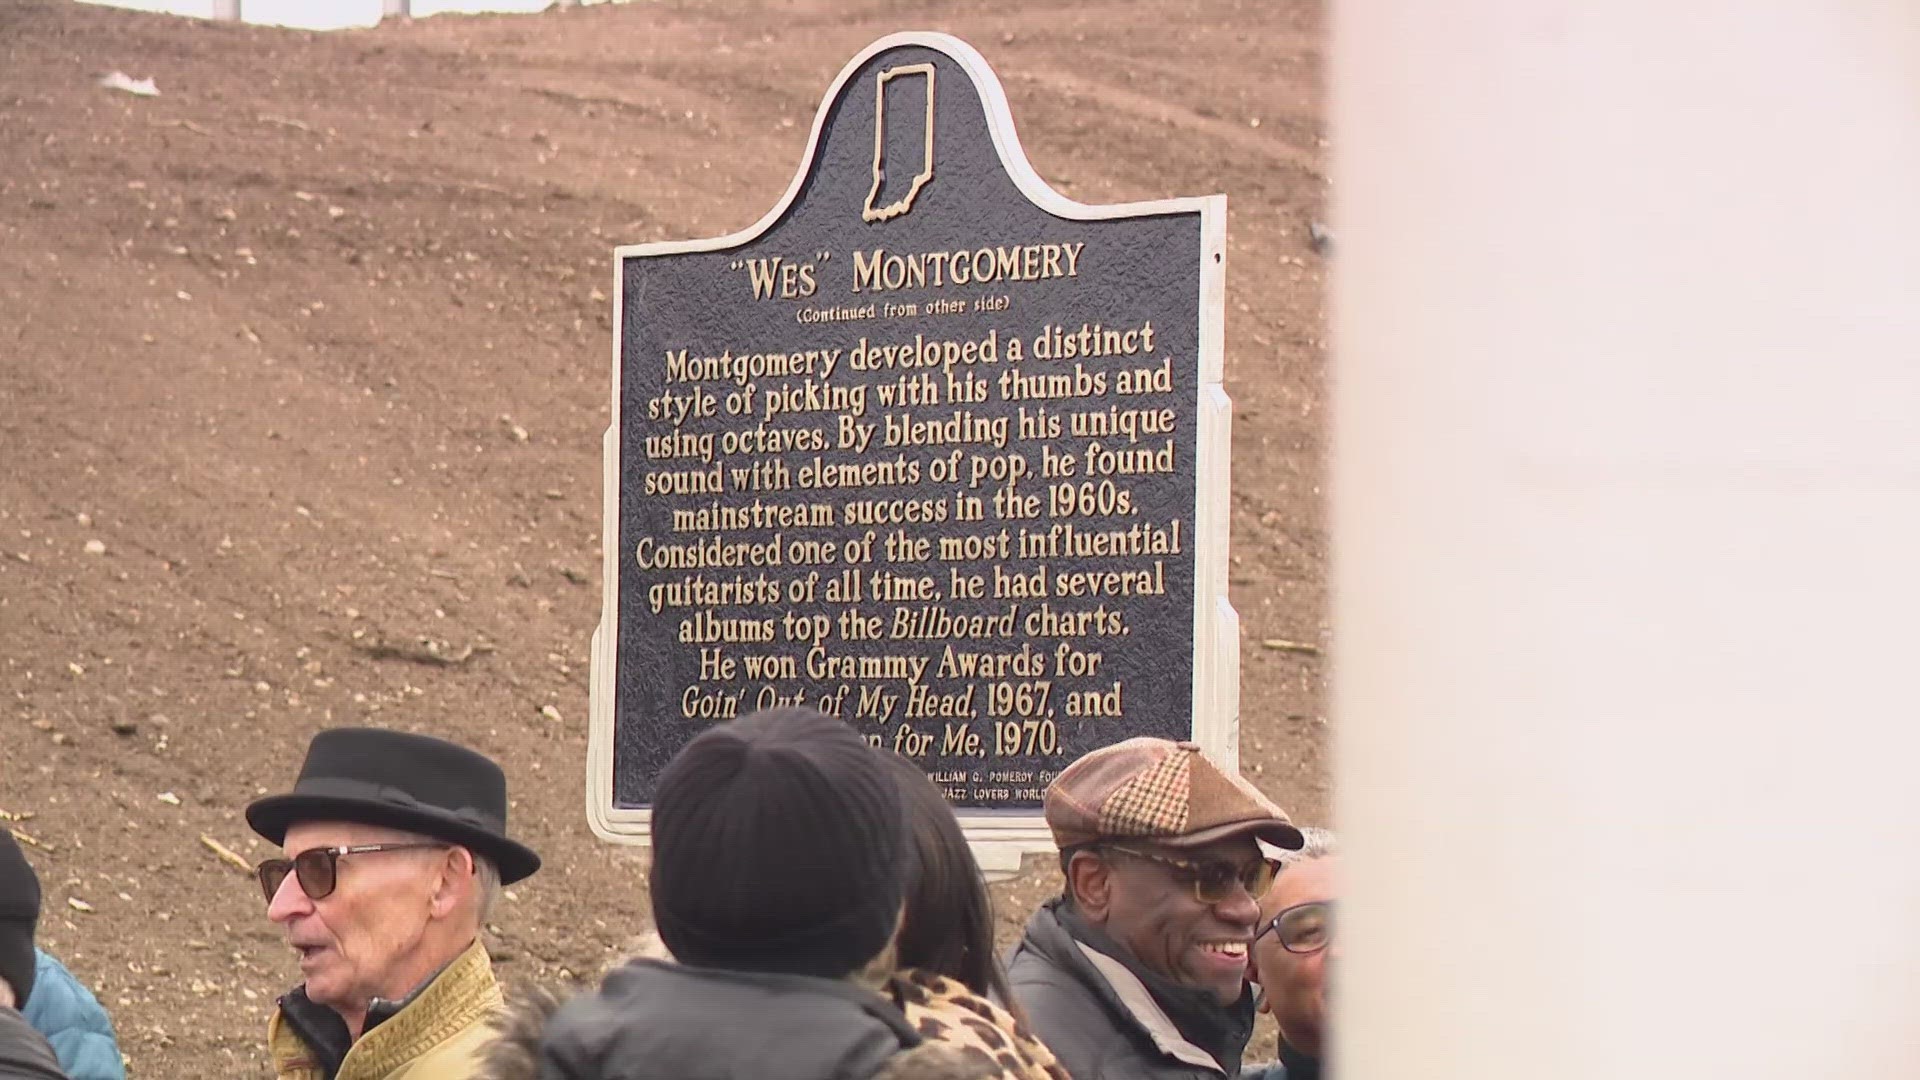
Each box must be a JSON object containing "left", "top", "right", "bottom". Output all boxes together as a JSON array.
[{"left": 587, "top": 32, "right": 1235, "bottom": 872}]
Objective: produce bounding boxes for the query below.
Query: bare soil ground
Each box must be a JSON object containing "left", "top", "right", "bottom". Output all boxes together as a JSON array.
[{"left": 0, "top": 0, "right": 1327, "bottom": 1073}]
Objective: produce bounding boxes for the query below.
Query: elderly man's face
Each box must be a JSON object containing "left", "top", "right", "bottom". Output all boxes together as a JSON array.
[
  {"left": 1081, "top": 836, "right": 1266, "bottom": 1006},
  {"left": 1251, "top": 854, "right": 1338, "bottom": 1057},
  {"left": 266, "top": 821, "right": 457, "bottom": 1023}
]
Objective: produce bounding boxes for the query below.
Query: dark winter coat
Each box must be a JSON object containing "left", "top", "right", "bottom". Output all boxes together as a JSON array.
[
  {"left": 1008, "top": 899, "right": 1257, "bottom": 1080},
  {"left": 485, "top": 959, "right": 1001, "bottom": 1080}
]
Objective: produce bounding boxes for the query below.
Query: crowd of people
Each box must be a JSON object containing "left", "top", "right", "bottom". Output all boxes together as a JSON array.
[{"left": 0, "top": 711, "right": 1337, "bottom": 1080}]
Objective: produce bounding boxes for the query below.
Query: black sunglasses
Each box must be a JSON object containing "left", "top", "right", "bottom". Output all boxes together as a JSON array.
[
  {"left": 1103, "top": 844, "right": 1279, "bottom": 904},
  {"left": 255, "top": 842, "right": 448, "bottom": 904},
  {"left": 1256, "top": 899, "right": 1334, "bottom": 954}
]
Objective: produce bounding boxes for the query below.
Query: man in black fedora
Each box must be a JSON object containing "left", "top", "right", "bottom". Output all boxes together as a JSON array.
[{"left": 246, "top": 727, "right": 540, "bottom": 1080}]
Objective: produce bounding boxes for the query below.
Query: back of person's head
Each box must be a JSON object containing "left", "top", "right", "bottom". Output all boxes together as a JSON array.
[
  {"left": 878, "top": 752, "right": 1015, "bottom": 1007},
  {"left": 0, "top": 830, "right": 41, "bottom": 1007},
  {"left": 649, "top": 707, "right": 908, "bottom": 980}
]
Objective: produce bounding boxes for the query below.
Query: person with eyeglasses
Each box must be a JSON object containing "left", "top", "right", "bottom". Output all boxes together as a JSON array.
[
  {"left": 244, "top": 728, "right": 541, "bottom": 1080},
  {"left": 1244, "top": 828, "right": 1336, "bottom": 1080},
  {"left": 1007, "top": 738, "right": 1305, "bottom": 1080}
]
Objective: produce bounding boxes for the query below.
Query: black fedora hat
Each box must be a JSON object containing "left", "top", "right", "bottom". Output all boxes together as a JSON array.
[{"left": 246, "top": 727, "right": 540, "bottom": 884}]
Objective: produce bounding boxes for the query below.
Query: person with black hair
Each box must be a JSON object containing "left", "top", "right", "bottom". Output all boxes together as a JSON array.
[
  {"left": 880, "top": 751, "right": 1018, "bottom": 1007},
  {"left": 876, "top": 752, "right": 1065, "bottom": 1079}
]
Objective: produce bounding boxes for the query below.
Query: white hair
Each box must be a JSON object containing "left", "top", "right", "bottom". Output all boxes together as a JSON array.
[
  {"left": 381, "top": 827, "right": 499, "bottom": 927},
  {"left": 1274, "top": 826, "right": 1338, "bottom": 869},
  {"left": 473, "top": 853, "right": 501, "bottom": 926}
]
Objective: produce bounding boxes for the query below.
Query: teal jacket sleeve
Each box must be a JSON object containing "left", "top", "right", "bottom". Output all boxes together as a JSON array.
[{"left": 20, "top": 952, "right": 123, "bottom": 1080}]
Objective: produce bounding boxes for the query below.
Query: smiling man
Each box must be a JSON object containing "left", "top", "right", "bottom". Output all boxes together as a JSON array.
[
  {"left": 245, "top": 728, "right": 541, "bottom": 1080},
  {"left": 1008, "top": 738, "right": 1303, "bottom": 1080},
  {"left": 1246, "top": 828, "right": 1337, "bottom": 1080}
]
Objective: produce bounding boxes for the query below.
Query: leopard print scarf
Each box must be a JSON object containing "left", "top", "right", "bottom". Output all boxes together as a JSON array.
[{"left": 883, "top": 968, "right": 1070, "bottom": 1080}]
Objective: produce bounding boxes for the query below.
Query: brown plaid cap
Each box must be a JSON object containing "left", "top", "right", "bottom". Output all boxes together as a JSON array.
[{"left": 1044, "top": 738, "right": 1303, "bottom": 851}]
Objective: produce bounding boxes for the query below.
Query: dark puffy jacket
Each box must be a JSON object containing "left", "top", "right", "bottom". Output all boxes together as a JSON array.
[
  {"left": 0, "top": 1007, "right": 67, "bottom": 1080},
  {"left": 21, "top": 953, "right": 120, "bottom": 1080},
  {"left": 512, "top": 958, "right": 992, "bottom": 1080},
  {"left": 1008, "top": 900, "right": 1250, "bottom": 1080}
]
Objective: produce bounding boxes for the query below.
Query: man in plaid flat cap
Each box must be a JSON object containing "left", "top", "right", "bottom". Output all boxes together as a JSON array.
[{"left": 1008, "top": 738, "right": 1303, "bottom": 1080}]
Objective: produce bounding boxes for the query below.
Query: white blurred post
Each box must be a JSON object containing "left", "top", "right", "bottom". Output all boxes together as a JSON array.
[
  {"left": 383, "top": 0, "right": 409, "bottom": 17},
  {"left": 210, "top": 0, "right": 239, "bottom": 18},
  {"left": 1332, "top": 3, "right": 1920, "bottom": 1078}
]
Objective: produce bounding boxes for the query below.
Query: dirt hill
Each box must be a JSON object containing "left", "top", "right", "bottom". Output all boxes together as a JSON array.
[{"left": 0, "top": 0, "right": 1327, "bottom": 1073}]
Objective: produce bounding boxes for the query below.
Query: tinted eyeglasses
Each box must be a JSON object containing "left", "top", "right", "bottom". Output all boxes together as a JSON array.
[
  {"left": 1257, "top": 899, "right": 1334, "bottom": 954},
  {"left": 255, "top": 842, "right": 448, "bottom": 903},
  {"left": 1103, "top": 844, "right": 1278, "bottom": 904}
]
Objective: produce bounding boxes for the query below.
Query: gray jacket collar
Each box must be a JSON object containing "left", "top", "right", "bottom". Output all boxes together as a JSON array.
[{"left": 1075, "top": 943, "right": 1228, "bottom": 1073}]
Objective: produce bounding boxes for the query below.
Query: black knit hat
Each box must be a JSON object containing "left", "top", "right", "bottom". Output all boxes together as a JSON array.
[
  {"left": 0, "top": 830, "right": 40, "bottom": 1007},
  {"left": 650, "top": 708, "right": 907, "bottom": 980}
]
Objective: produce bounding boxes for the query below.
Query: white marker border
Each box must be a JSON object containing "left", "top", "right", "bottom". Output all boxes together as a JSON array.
[{"left": 587, "top": 31, "right": 1232, "bottom": 878}]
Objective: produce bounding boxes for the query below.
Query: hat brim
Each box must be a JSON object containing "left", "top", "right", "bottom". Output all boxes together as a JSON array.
[
  {"left": 245, "top": 793, "right": 541, "bottom": 885},
  {"left": 1158, "top": 817, "right": 1304, "bottom": 852}
]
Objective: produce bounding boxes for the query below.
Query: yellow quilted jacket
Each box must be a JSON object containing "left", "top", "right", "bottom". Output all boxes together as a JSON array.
[{"left": 267, "top": 939, "right": 503, "bottom": 1080}]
